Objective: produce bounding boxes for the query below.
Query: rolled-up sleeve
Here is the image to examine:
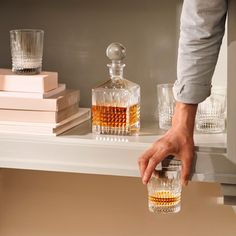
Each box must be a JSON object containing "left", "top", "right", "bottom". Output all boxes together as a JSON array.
[{"left": 173, "top": 0, "right": 227, "bottom": 104}]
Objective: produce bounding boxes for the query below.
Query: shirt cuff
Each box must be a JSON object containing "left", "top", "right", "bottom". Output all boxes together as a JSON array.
[{"left": 173, "top": 80, "right": 211, "bottom": 104}]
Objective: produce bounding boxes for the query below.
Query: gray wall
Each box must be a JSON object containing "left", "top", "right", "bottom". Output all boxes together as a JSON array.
[{"left": 0, "top": 0, "right": 182, "bottom": 122}]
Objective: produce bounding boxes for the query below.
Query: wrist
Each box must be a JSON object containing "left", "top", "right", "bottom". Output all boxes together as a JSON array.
[{"left": 172, "top": 102, "right": 198, "bottom": 135}]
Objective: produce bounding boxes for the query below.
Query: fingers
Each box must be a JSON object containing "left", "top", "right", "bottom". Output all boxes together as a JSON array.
[
  {"left": 138, "top": 145, "right": 194, "bottom": 186},
  {"left": 138, "top": 128, "right": 195, "bottom": 187},
  {"left": 142, "top": 153, "right": 166, "bottom": 185},
  {"left": 138, "top": 148, "right": 155, "bottom": 178},
  {"left": 180, "top": 152, "right": 193, "bottom": 186},
  {"left": 139, "top": 146, "right": 169, "bottom": 185}
]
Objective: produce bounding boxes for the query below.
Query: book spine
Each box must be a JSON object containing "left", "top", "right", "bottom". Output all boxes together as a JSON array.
[
  {"left": 57, "top": 90, "right": 80, "bottom": 111},
  {"left": 54, "top": 114, "right": 91, "bottom": 136},
  {"left": 56, "top": 104, "right": 79, "bottom": 122}
]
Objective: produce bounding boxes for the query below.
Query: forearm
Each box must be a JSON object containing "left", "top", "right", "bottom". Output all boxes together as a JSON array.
[
  {"left": 138, "top": 0, "right": 228, "bottom": 186},
  {"left": 172, "top": 102, "right": 198, "bottom": 136},
  {"left": 174, "top": 0, "right": 227, "bottom": 104}
]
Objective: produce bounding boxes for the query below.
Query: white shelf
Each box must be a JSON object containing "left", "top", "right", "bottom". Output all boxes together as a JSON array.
[
  {"left": 0, "top": 121, "right": 228, "bottom": 179},
  {"left": 1, "top": 121, "right": 226, "bottom": 150}
]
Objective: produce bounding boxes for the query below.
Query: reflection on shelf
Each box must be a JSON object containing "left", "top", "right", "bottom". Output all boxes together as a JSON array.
[{"left": 95, "top": 135, "right": 129, "bottom": 143}]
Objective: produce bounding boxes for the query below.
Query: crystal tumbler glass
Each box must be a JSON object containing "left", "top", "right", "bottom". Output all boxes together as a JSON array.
[
  {"left": 196, "top": 87, "right": 226, "bottom": 133},
  {"left": 147, "top": 158, "right": 182, "bottom": 214},
  {"left": 10, "top": 29, "right": 44, "bottom": 75},
  {"left": 157, "top": 83, "right": 175, "bottom": 130}
]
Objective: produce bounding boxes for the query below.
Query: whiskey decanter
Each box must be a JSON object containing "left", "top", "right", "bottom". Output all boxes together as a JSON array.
[{"left": 92, "top": 43, "right": 140, "bottom": 135}]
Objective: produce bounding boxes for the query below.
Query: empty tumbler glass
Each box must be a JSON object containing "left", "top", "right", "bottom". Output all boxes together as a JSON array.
[
  {"left": 157, "top": 83, "right": 175, "bottom": 130},
  {"left": 196, "top": 87, "right": 226, "bottom": 133},
  {"left": 10, "top": 29, "right": 44, "bottom": 75}
]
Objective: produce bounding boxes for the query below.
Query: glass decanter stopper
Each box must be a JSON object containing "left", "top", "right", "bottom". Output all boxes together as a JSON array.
[{"left": 92, "top": 42, "right": 140, "bottom": 135}]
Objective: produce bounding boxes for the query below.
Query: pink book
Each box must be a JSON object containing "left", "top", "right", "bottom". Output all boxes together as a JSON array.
[
  {"left": 0, "top": 104, "right": 79, "bottom": 123},
  {"left": 0, "top": 88, "right": 80, "bottom": 111},
  {"left": 0, "top": 68, "right": 58, "bottom": 92},
  {"left": 0, "top": 83, "right": 66, "bottom": 99},
  {"left": 0, "top": 108, "right": 91, "bottom": 136}
]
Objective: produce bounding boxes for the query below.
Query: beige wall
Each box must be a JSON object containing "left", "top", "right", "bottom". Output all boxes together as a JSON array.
[{"left": 0, "top": 169, "right": 235, "bottom": 236}]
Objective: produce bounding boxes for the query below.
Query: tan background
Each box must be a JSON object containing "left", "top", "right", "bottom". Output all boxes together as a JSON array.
[{"left": 0, "top": 169, "right": 235, "bottom": 236}]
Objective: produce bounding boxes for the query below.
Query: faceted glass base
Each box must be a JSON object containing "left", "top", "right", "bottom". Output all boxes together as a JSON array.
[
  {"left": 12, "top": 67, "right": 41, "bottom": 75},
  {"left": 92, "top": 124, "right": 140, "bottom": 135},
  {"left": 148, "top": 201, "right": 181, "bottom": 214},
  {"left": 196, "top": 117, "right": 225, "bottom": 133},
  {"left": 148, "top": 190, "right": 181, "bottom": 214}
]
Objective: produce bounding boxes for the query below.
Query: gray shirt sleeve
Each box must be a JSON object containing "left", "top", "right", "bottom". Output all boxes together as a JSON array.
[{"left": 173, "top": 0, "right": 227, "bottom": 104}]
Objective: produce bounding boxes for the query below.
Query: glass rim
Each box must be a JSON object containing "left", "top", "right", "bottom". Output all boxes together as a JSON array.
[
  {"left": 160, "top": 166, "right": 181, "bottom": 171},
  {"left": 10, "top": 29, "right": 44, "bottom": 34},
  {"left": 150, "top": 168, "right": 181, "bottom": 180},
  {"left": 153, "top": 165, "right": 181, "bottom": 175}
]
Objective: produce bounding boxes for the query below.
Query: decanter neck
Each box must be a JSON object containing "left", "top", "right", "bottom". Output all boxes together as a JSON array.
[{"left": 108, "top": 61, "right": 125, "bottom": 79}]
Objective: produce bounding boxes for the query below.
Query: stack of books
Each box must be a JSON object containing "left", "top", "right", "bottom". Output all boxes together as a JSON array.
[{"left": 0, "top": 69, "right": 90, "bottom": 135}]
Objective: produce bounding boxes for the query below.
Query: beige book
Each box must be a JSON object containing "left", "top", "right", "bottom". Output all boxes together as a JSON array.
[
  {"left": 0, "top": 88, "right": 80, "bottom": 111},
  {"left": 0, "top": 69, "right": 58, "bottom": 92},
  {"left": 0, "top": 108, "right": 91, "bottom": 135},
  {"left": 0, "top": 83, "right": 66, "bottom": 99},
  {"left": 0, "top": 104, "right": 79, "bottom": 123}
]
